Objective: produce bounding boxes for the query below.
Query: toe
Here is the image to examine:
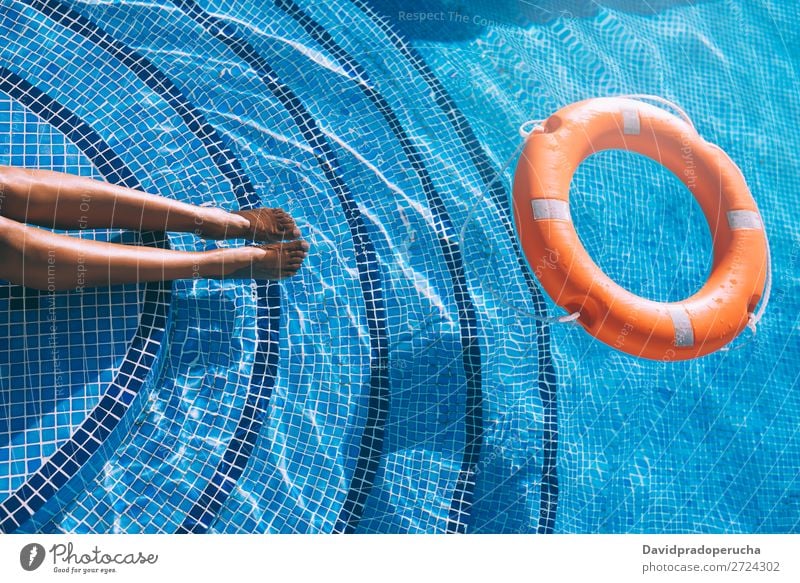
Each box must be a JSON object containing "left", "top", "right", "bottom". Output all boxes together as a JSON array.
[
  {"left": 287, "top": 240, "right": 308, "bottom": 251},
  {"left": 236, "top": 208, "right": 299, "bottom": 242},
  {"left": 275, "top": 211, "right": 300, "bottom": 235}
]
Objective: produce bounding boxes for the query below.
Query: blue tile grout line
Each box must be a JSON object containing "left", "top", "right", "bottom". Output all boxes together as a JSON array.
[
  {"left": 349, "top": 0, "right": 559, "bottom": 533},
  {"left": 0, "top": 67, "right": 171, "bottom": 533},
  {"left": 170, "top": 0, "right": 390, "bottom": 533},
  {"left": 17, "top": 0, "right": 282, "bottom": 535},
  {"left": 271, "top": 0, "right": 484, "bottom": 534}
]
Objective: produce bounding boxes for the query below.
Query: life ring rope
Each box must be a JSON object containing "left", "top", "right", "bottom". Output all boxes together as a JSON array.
[
  {"left": 457, "top": 129, "right": 581, "bottom": 325},
  {"left": 720, "top": 231, "right": 772, "bottom": 352},
  {"left": 612, "top": 94, "right": 696, "bottom": 129}
]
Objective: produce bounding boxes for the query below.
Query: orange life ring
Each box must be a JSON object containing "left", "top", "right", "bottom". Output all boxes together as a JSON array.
[{"left": 512, "top": 97, "right": 768, "bottom": 361}]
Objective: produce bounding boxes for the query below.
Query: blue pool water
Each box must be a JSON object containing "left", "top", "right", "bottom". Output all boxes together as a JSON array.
[{"left": 0, "top": 0, "right": 798, "bottom": 533}]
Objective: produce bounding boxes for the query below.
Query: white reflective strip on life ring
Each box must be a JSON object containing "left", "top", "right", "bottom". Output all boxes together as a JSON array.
[
  {"left": 727, "top": 210, "right": 763, "bottom": 230},
  {"left": 622, "top": 108, "right": 640, "bottom": 135},
  {"left": 531, "top": 199, "right": 571, "bottom": 221},
  {"left": 669, "top": 308, "right": 695, "bottom": 348}
]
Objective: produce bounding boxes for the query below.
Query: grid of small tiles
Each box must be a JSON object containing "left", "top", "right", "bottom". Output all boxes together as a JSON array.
[
  {"left": 0, "top": 95, "right": 144, "bottom": 498},
  {"left": 1, "top": 0, "right": 798, "bottom": 535},
  {"left": 401, "top": 0, "right": 800, "bottom": 533}
]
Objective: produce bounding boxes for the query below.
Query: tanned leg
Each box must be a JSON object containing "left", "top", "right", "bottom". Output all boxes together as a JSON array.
[
  {"left": 0, "top": 215, "right": 309, "bottom": 291},
  {"left": 0, "top": 165, "right": 301, "bottom": 242}
]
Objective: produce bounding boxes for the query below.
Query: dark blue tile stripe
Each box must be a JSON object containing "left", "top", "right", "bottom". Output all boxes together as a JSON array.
[
  {"left": 20, "top": 0, "right": 282, "bottom": 535},
  {"left": 349, "top": 0, "right": 559, "bottom": 533},
  {"left": 271, "top": 0, "right": 483, "bottom": 534},
  {"left": 537, "top": 349, "right": 558, "bottom": 533},
  {"left": 170, "top": 0, "right": 389, "bottom": 532},
  {"left": 0, "top": 68, "right": 170, "bottom": 533},
  {"left": 24, "top": 0, "right": 260, "bottom": 207},
  {"left": 177, "top": 286, "right": 280, "bottom": 533}
]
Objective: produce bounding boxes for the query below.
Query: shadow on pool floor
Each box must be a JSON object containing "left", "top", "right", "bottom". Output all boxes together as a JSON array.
[{"left": 362, "top": 0, "right": 712, "bottom": 41}]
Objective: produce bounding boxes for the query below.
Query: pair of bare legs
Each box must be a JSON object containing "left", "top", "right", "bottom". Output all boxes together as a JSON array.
[{"left": 0, "top": 165, "right": 309, "bottom": 291}]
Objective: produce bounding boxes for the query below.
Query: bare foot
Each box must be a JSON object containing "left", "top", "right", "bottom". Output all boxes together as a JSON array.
[
  {"left": 229, "top": 208, "right": 301, "bottom": 242},
  {"left": 227, "top": 239, "right": 310, "bottom": 280}
]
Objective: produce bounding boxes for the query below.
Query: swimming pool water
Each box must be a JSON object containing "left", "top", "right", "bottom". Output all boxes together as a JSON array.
[{"left": 0, "top": 0, "right": 798, "bottom": 533}]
